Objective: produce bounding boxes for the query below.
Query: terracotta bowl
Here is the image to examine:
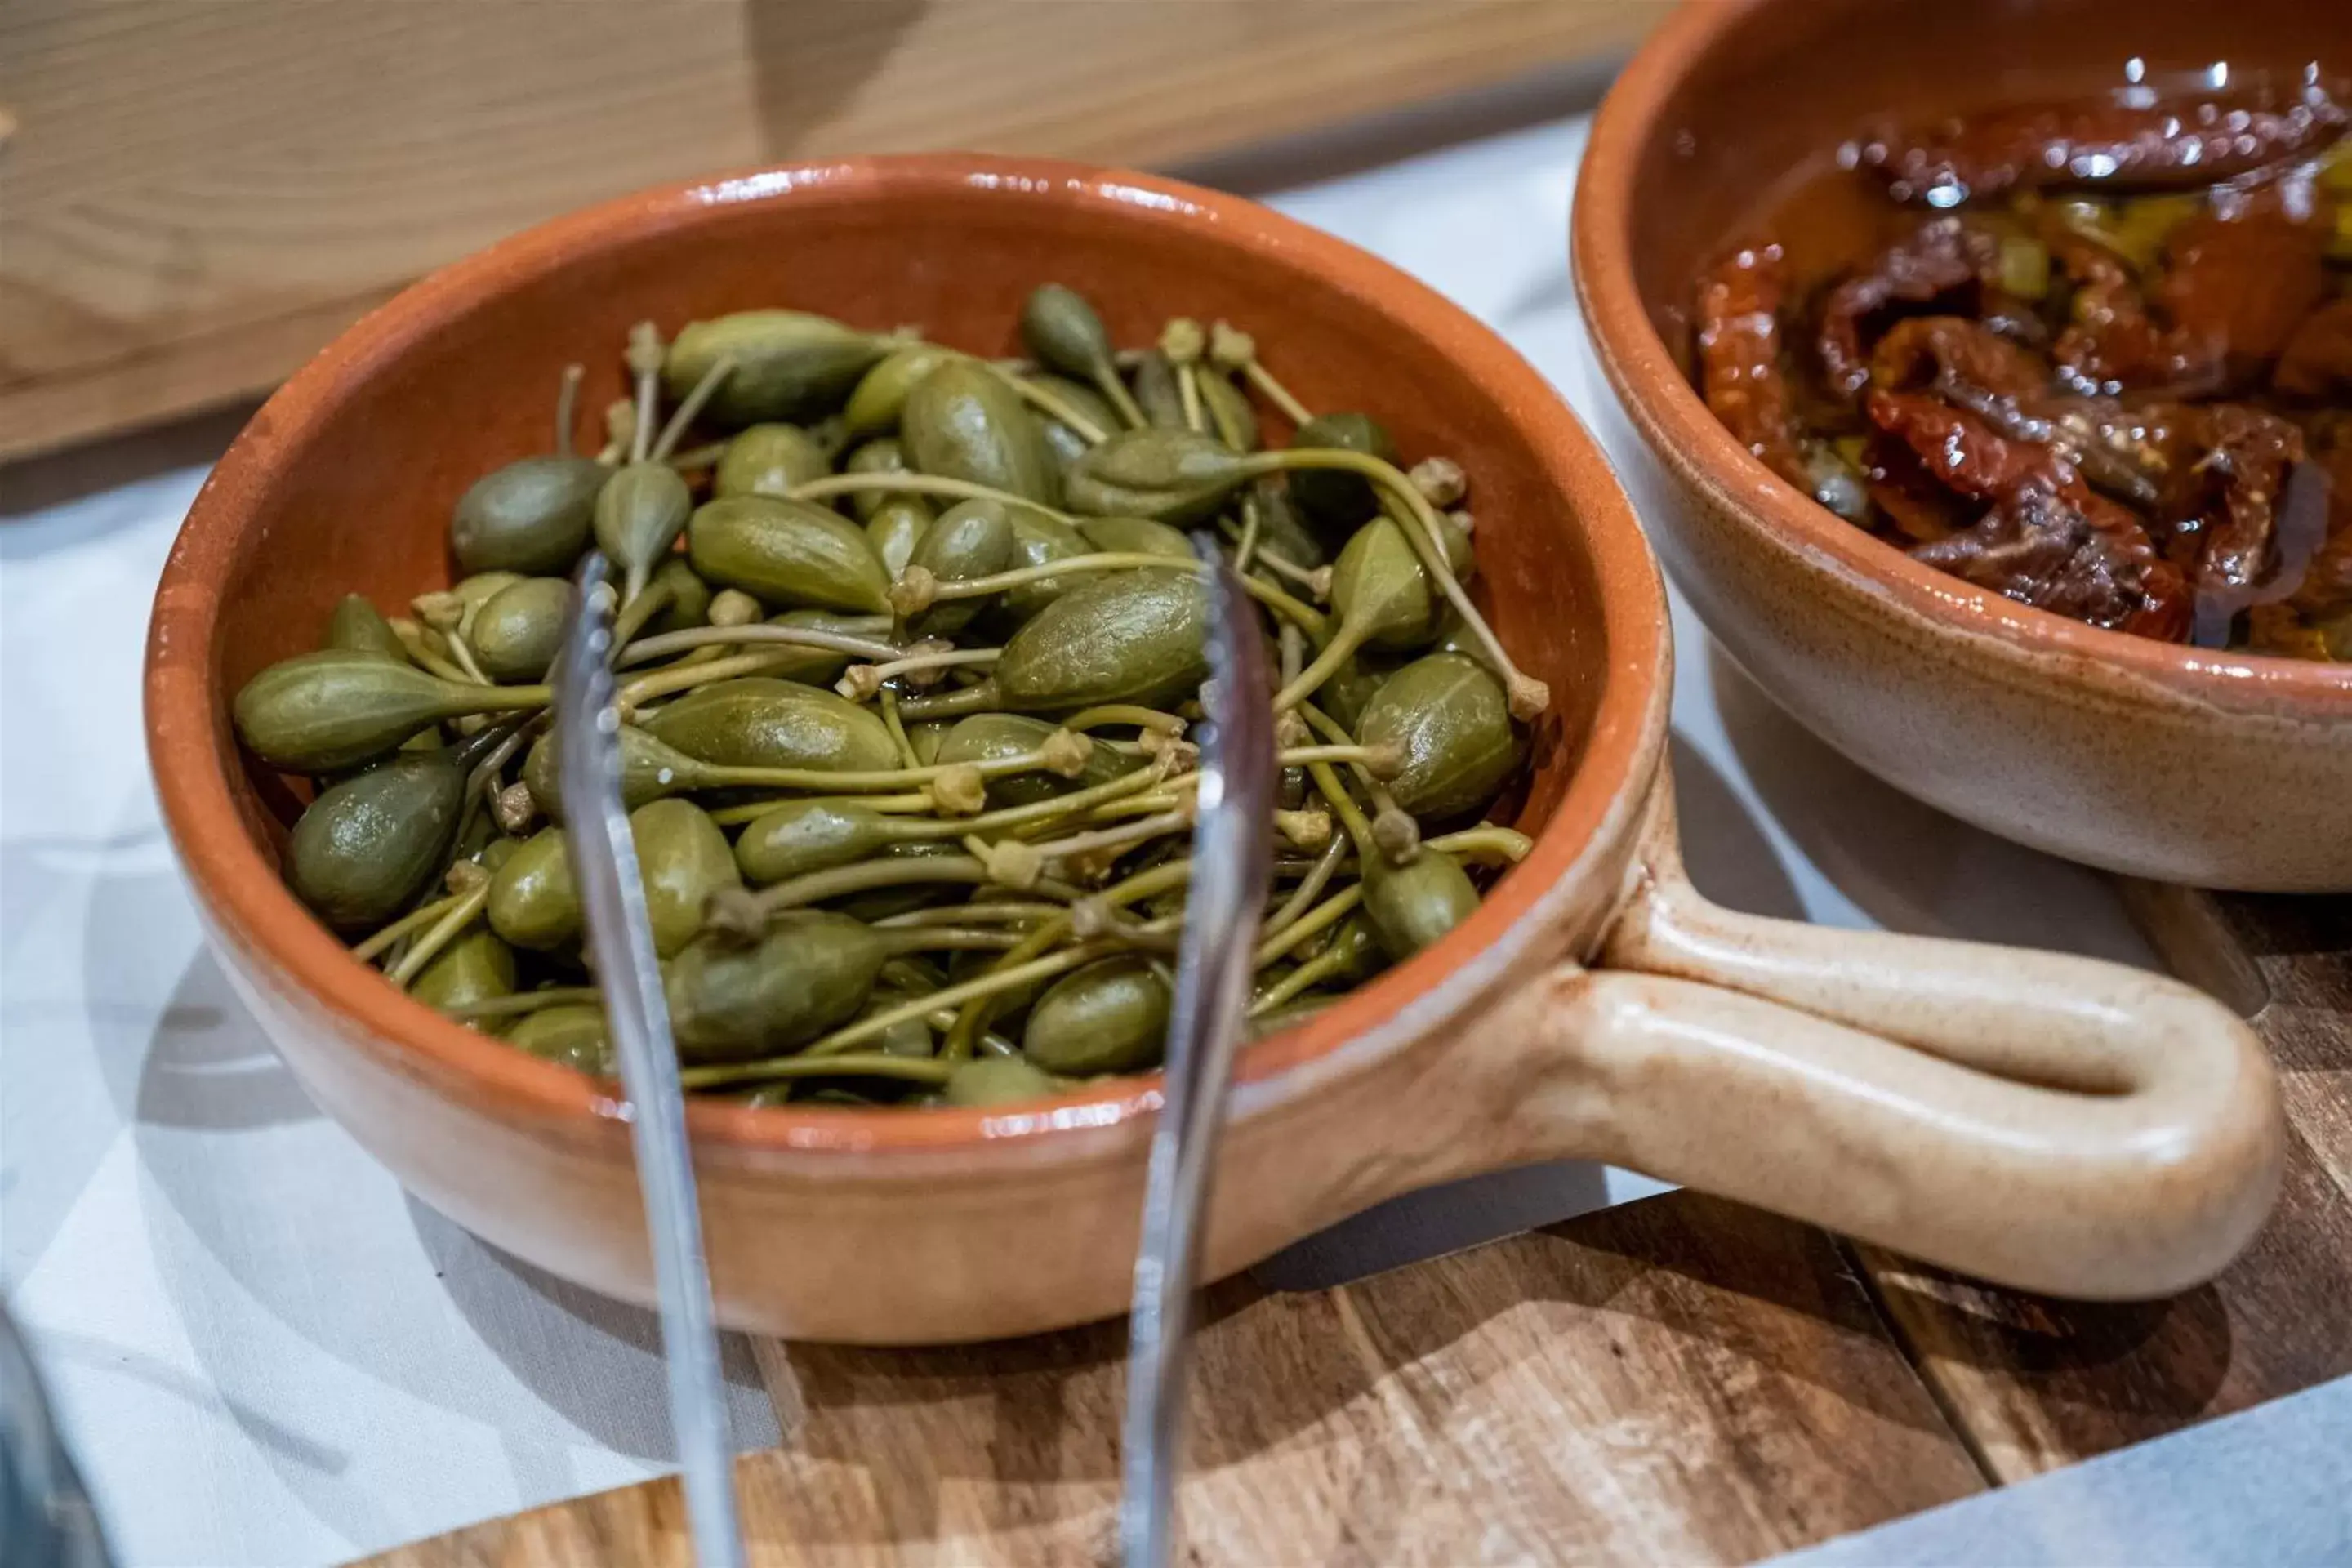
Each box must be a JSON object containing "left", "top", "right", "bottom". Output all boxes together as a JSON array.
[
  {"left": 1576, "top": 0, "right": 2352, "bottom": 893},
  {"left": 149, "top": 155, "right": 2283, "bottom": 1343}
]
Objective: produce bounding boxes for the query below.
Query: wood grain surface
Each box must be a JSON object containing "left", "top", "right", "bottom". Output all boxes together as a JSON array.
[
  {"left": 362, "top": 1194, "right": 1985, "bottom": 1567},
  {"left": 0, "top": 0, "right": 1656, "bottom": 462},
  {"left": 1856, "top": 892, "right": 2352, "bottom": 1482}
]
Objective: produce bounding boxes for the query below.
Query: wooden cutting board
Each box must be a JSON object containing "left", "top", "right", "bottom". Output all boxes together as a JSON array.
[
  {"left": 360, "top": 889, "right": 2350, "bottom": 1568},
  {"left": 363, "top": 1192, "right": 1990, "bottom": 1568},
  {"left": 0, "top": 0, "right": 1658, "bottom": 464}
]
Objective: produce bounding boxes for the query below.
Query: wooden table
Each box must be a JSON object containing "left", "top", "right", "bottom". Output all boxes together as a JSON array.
[
  {"left": 367, "top": 891, "right": 2350, "bottom": 1566},
  {"left": 0, "top": 0, "right": 1654, "bottom": 464}
]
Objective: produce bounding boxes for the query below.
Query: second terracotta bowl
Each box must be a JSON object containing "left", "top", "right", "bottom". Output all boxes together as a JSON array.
[
  {"left": 1575, "top": 0, "right": 2352, "bottom": 893},
  {"left": 149, "top": 155, "right": 2282, "bottom": 1343}
]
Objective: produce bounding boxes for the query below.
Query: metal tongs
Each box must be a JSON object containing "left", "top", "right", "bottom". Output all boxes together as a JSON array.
[
  {"left": 556, "top": 541, "right": 1272, "bottom": 1568},
  {"left": 555, "top": 553, "right": 746, "bottom": 1568},
  {"left": 1119, "top": 541, "right": 1276, "bottom": 1566}
]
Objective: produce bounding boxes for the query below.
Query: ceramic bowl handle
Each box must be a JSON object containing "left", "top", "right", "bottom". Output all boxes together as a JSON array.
[{"left": 1506, "top": 782, "right": 2283, "bottom": 1299}]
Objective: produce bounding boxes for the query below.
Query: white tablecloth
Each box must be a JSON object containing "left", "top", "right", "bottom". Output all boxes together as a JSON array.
[{"left": 0, "top": 114, "right": 2155, "bottom": 1566}]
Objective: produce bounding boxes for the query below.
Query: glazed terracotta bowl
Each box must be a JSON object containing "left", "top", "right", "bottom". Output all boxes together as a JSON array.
[
  {"left": 149, "top": 155, "right": 2283, "bottom": 1343},
  {"left": 1576, "top": 0, "right": 2352, "bottom": 893}
]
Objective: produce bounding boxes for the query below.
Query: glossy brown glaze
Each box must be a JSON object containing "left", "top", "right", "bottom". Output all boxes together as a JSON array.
[
  {"left": 150, "top": 156, "right": 1670, "bottom": 1338},
  {"left": 1578, "top": 0, "right": 2352, "bottom": 890},
  {"left": 153, "top": 156, "right": 2280, "bottom": 1340}
]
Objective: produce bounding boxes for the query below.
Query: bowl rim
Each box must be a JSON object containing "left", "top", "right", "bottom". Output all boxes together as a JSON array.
[
  {"left": 1574, "top": 0, "right": 2352, "bottom": 707},
  {"left": 146, "top": 152, "right": 1671, "bottom": 1158}
]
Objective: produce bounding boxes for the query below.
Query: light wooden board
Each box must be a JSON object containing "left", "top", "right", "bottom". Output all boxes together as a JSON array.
[
  {"left": 361, "top": 1193, "right": 1985, "bottom": 1566},
  {"left": 0, "top": 0, "right": 1658, "bottom": 462}
]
